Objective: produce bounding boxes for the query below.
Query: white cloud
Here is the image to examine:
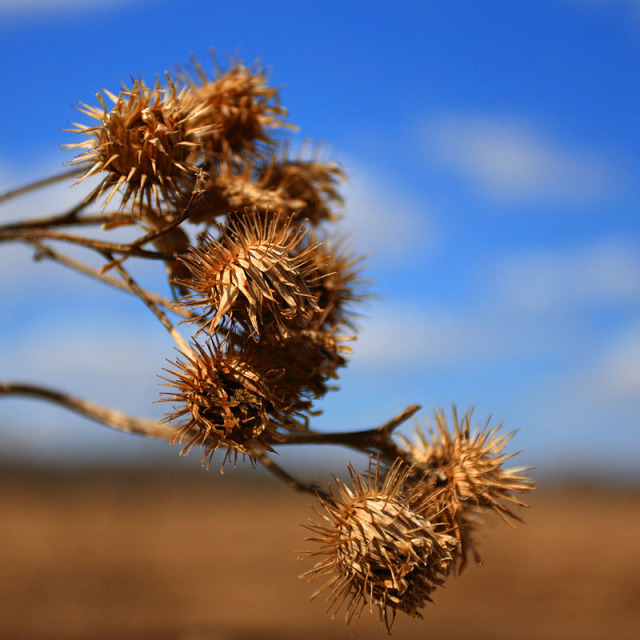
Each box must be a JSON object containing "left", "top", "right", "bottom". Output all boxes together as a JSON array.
[
  {"left": 339, "top": 157, "right": 439, "bottom": 261},
  {"left": 581, "top": 325, "right": 640, "bottom": 400},
  {"left": 2, "top": 320, "right": 176, "bottom": 407},
  {"left": 351, "top": 306, "right": 476, "bottom": 367},
  {"left": 523, "top": 321, "right": 640, "bottom": 470},
  {"left": 492, "top": 238, "right": 640, "bottom": 314},
  {"left": 349, "top": 237, "right": 640, "bottom": 374},
  {"left": 422, "top": 114, "right": 617, "bottom": 206}
]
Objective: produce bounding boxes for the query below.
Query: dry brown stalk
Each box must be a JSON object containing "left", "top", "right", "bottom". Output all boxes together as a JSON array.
[
  {"left": 0, "top": 51, "right": 534, "bottom": 633},
  {"left": 28, "top": 240, "right": 195, "bottom": 320}
]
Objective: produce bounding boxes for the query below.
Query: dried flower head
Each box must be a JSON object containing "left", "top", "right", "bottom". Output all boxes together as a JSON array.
[
  {"left": 183, "top": 58, "right": 291, "bottom": 158},
  {"left": 301, "top": 459, "right": 458, "bottom": 631},
  {"left": 249, "top": 327, "right": 350, "bottom": 406},
  {"left": 402, "top": 407, "right": 534, "bottom": 518},
  {"left": 184, "top": 153, "right": 346, "bottom": 227},
  {"left": 256, "top": 156, "right": 346, "bottom": 226},
  {"left": 175, "top": 212, "right": 323, "bottom": 337},
  {"left": 66, "top": 75, "right": 215, "bottom": 210},
  {"left": 183, "top": 158, "right": 287, "bottom": 225},
  {"left": 161, "top": 340, "right": 298, "bottom": 466},
  {"left": 302, "top": 233, "right": 368, "bottom": 332},
  {"left": 401, "top": 407, "right": 535, "bottom": 568}
]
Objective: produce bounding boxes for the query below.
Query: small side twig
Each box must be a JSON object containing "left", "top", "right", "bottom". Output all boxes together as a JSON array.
[
  {"left": 279, "top": 404, "right": 421, "bottom": 460},
  {"left": 100, "top": 169, "right": 206, "bottom": 273},
  {"left": 30, "top": 240, "right": 195, "bottom": 320},
  {"left": 255, "top": 450, "right": 329, "bottom": 499},
  {"left": 0, "top": 167, "right": 84, "bottom": 205},
  {"left": 104, "top": 251, "right": 193, "bottom": 357},
  {"left": 0, "top": 213, "right": 131, "bottom": 233},
  {"left": 100, "top": 210, "right": 191, "bottom": 273},
  {"left": 0, "top": 228, "right": 173, "bottom": 260}
]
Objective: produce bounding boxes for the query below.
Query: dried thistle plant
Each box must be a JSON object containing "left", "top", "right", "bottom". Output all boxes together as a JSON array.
[
  {"left": 0, "top": 50, "right": 534, "bottom": 633},
  {"left": 180, "top": 55, "right": 292, "bottom": 159},
  {"left": 160, "top": 338, "right": 303, "bottom": 467}
]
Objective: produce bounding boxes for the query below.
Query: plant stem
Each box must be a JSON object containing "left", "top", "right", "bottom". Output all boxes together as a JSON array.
[
  {"left": 255, "top": 450, "right": 329, "bottom": 498},
  {"left": 30, "top": 240, "right": 195, "bottom": 319},
  {"left": 0, "top": 168, "right": 84, "bottom": 205},
  {"left": 0, "top": 228, "right": 172, "bottom": 260},
  {"left": 279, "top": 404, "right": 421, "bottom": 460},
  {"left": 0, "top": 382, "right": 175, "bottom": 440},
  {"left": 104, "top": 251, "right": 193, "bottom": 357}
]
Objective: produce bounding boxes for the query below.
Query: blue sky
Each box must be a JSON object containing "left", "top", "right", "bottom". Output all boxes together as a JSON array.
[{"left": 0, "top": 0, "right": 639, "bottom": 478}]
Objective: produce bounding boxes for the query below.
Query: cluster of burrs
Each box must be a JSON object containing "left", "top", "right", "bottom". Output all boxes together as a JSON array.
[
  {"left": 65, "top": 54, "right": 362, "bottom": 466},
  {"left": 301, "top": 408, "right": 534, "bottom": 630},
  {"left": 0, "top": 52, "right": 534, "bottom": 633}
]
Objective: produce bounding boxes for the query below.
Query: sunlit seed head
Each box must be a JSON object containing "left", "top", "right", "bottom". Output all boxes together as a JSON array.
[
  {"left": 401, "top": 406, "right": 535, "bottom": 568},
  {"left": 256, "top": 155, "right": 346, "bottom": 227},
  {"left": 65, "top": 75, "right": 216, "bottom": 211},
  {"left": 248, "top": 326, "right": 350, "bottom": 406},
  {"left": 184, "top": 158, "right": 287, "bottom": 225},
  {"left": 300, "top": 232, "right": 369, "bottom": 333},
  {"left": 160, "top": 340, "right": 296, "bottom": 467},
  {"left": 183, "top": 151, "right": 346, "bottom": 227},
  {"left": 181, "top": 56, "right": 292, "bottom": 159},
  {"left": 175, "top": 211, "right": 324, "bottom": 338},
  {"left": 301, "top": 458, "right": 458, "bottom": 631}
]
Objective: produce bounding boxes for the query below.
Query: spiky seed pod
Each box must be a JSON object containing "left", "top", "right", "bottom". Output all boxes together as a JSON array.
[
  {"left": 160, "top": 340, "right": 299, "bottom": 467},
  {"left": 256, "top": 157, "right": 346, "bottom": 226},
  {"left": 300, "top": 233, "right": 368, "bottom": 333},
  {"left": 248, "top": 327, "right": 351, "bottom": 406},
  {"left": 174, "top": 212, "right": 324, "bottom": 338},
  {"left": 301, "top": 459, "right": 458, "bottom": 631},
  {"left": 66, "top": 75, "right": 216, "bottom": 211},
  {"left": 184, "top": 154, "right": 346, "bottom": 227},
  {"left": 401, "top": 407, "right": 535, "bottom": 569},
  {"left": 183, "top": 59, "right": 291, "bottom": 159},
  {"left": 185, "top": 158, "right": 293, "bottom": 225}
]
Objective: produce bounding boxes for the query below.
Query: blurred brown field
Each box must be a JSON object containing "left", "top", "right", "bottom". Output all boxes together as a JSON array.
[{"left": 0, "top": 468, "right": 638, "bottom": 640}]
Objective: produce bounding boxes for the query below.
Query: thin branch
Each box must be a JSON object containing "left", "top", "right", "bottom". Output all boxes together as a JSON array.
[
  {"left": 0, "top": 167, "right": 83, "bottom": 205},
  {"left": 1, "top": 380, "right": 424, "bottom": 492},
  {"left": 104, "top": 251, "right": 193, "bottom": 357},
  {"left": 101, "top": 210, "right": 190, "bottom": 273},
  {"left": 0, "top": 382, "right": 175, "bottom": 440},
  {"left": 0, "top": 228, "right": 172, "bottom": 260},
  {"left": 0, "top": 212, "right": 131, "bottom": 233},
  {"left": 99, "top": 169, "right": 206, "bottom": 273},
  {"left": 255, "top": 450, "right": 329, "bottom": 498},
  {"left": 30, "top": 240, "right": 195, "bottom": 320},
  {"left": 279, "top": 405, "right": 422, "bottom": 460}
]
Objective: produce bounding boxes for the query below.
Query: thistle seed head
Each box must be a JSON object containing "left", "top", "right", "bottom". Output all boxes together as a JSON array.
[
  {"left": 302, "top": 233, "right": 368, "bottom": 333},
  {"left": 301, "top": 459, "right": 458, "bottom": 631},
  {"left": 249, "top": 327, "right": 350, "bottom": 405},
  {"left": 175, "top": 212, "right": 324, "bottom": 338},
  {"left": 183, "top": 58, "right": 291, "bottom": 159},
  {"left": 184, "top": 153, "right": 346, "bottom": 227},
  {"left": 401, "top": 407, "right": 535, "bottom": 568},
  {"left": 66, "top": 75, "right": 216, "bottom": 211},
  {"left": 255, "top": 156, "right": 346, "bottom": 226},
  {"left": 160, "top": 340, "right": 298, "bottom": 467},
  {"left": 184, "top": 158, "right": 288, "bottom": 225}
]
